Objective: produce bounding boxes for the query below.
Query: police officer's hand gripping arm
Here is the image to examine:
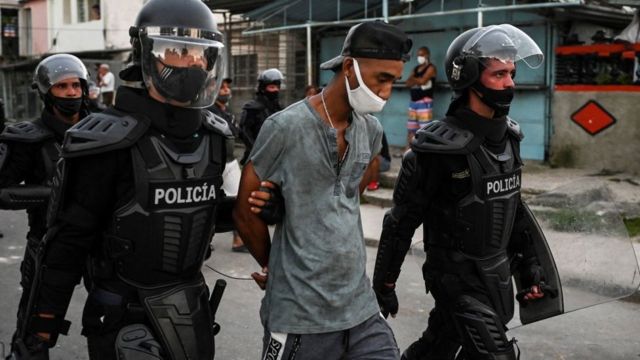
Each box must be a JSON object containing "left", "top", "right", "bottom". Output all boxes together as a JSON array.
[
  {"left": 372, "top": 150, "right": 426, "bottom": 318},
  {"left": 233, "top": 162, "right": 274, "bottom": 289}
]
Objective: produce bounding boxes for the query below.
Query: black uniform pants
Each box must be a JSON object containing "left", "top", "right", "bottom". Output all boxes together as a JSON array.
[{"left": 404, "top": 265, "right": 516, "bottom": 360}]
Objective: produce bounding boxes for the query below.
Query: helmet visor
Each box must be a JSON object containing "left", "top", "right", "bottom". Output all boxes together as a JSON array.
[
  {"left": 141, "top": 29, "right": 226, "bottom": 108},
  {"left": 462, "top": 24, "right": 544, "bottom": 69},
  {"left": 35, "top": 55, "right": 89, "bottom": 94}
]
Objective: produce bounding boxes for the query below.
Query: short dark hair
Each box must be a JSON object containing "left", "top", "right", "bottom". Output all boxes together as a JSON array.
[
  {"left": 222, "top": 78, "right": 232, "bottom": 85},
  {"left": 419, "top": 46, "right": 430, "bottom": 54}
]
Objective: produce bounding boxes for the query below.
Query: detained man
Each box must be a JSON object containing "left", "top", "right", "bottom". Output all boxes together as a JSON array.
[{"left": 234, "top": 21, "right": 413, "bottom": 360}]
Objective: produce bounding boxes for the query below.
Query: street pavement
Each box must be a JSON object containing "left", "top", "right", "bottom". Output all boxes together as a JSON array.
[{"left": 1, "top": 201, "right": 640, "bottom": 359}]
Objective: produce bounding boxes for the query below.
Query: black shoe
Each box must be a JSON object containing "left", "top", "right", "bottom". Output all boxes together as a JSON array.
[{"left": 231, "top": 244, "right": 249, "bottom": 253}]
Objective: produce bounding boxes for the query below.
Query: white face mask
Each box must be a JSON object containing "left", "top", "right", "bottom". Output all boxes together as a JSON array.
[
  {"left": 345, "top": 58, "right": 387, "bottom": 115},
  {"left": 417, "top": 56, "right": 428, "bottom": 65}
]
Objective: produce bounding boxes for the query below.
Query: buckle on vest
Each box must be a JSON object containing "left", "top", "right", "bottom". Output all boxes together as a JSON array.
[{"left": 107, "top": 235, "right": 134, "bottom": 259}]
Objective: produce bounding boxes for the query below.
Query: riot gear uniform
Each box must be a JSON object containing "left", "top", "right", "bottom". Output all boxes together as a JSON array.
[
  {"left": 238, "top": 68, "right": 283, "bottom": 164},
  {"left": 18, "top": 1, "right": 231, "bottom": 359},
  {"left": 1, "top": 54, "right": 90, "bottom": 358},
  {"left": 372, "top": 25, "right": 552, "bottom": 360}
]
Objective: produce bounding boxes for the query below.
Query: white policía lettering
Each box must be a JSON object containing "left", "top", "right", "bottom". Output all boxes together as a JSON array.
[
  {"left": 208, "top": 184, "right": 216, "bottom": 200},
  {"left": 487, "top": 173, "right": 521, "bottom": 196},
  {"left": 193, "top": 186, "right": 202, "bottom": 202},
  {"left": 154, "top": 188, "right": 165, "bottom": 205},
  {"left": 165, "top": 188, "right": 177, "bottom": 204},
  {"left": 186, "top": 187, "right": 193, "bottom": 203},
  {"left": 177, "top": 188, "right": 186, "bottom": 204},
  {"left": 153, "top": 183, "right": 217, "bottom": 206}
]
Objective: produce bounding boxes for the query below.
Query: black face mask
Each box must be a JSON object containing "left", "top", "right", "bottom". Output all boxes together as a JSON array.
[
  {"left": 52, "top": 96, "right": 83, "bottom": 116},
  {"left": 216, "top": 94, "right": 230, "bottom": 104},
  {"left": 153, "top": 60, "right": 208, "bottom": 103},
  {"left": 472, "top": 81, "right": 514, "bottom": 118},
  {"left": 263, "top": 91, "right": 280, "bottom": 103}
]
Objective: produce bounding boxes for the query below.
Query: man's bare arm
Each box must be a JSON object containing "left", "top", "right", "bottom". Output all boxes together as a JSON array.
[{"left": 232, "top": 161, "right": 271, "bottom": 268}]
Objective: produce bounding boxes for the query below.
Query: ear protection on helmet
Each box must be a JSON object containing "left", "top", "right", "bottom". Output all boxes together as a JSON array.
[{"left": 449, "top": 55, "right": 482, "bottom": 90}]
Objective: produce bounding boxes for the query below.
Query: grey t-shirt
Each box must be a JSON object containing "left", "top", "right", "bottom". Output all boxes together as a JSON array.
[{"left": 251, "top": 99, "right": 383, "bottom": 334}]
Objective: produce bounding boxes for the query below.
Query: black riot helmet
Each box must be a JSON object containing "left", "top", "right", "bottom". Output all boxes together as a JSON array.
[
  {"left": 129, "top": 0, "right": 226, "bottom": 108},
  {"left": 32, "top": 54, "right": 90, "bottom": 114},
  {"left": 257, "top": 68, "right": 284, "bottom": 93},
  {"left": 444, "top": 24, "right": 543, "bottom": 114},
  {"left": 33, "top": 54, "right": 89, "bottom": 98},
  {"left": 445, "top": 24, "right": 543, "bottom": 90}
]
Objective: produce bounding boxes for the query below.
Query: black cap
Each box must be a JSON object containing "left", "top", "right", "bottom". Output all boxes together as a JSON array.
[{"left": 320, "top": 20, "right": 412, "bottom": 71}]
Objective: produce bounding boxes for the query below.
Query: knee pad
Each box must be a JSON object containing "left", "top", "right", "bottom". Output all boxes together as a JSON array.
[
  {"left": 115, "top": 324, "right": 164, "bottom": 360},
  {"left": 453, "top": 295, "right": 516, "bottom": 359}
]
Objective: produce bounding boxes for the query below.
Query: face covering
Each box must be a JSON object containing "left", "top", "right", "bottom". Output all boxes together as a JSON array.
[
  {"left": 345, "top": 58, "right": 387, "bottom": 115},
  {"left": 417, "top": 56, "right": 428, "bottom": 65},
  {"left": 154, "top": 60, "right": 208, "bottom": 103},
  {"left": 216, "top": 94, "right": 231, "bottom": 104},
  {"left": 263, "top": 90, "right": 280, "bottom": 103},
  {"left": 52, "top": 96, "right": 83, "bottom": 116},
  {"left": 472, "top": 81, "right": 515, "bottom": 118}
]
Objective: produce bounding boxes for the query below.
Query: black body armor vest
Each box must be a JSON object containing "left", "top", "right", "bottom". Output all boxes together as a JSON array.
[
  {"left": 108, "top": 133, "right": 224, "bottom": 288},
  {"left": 0, "top": 119, "right": 61, "bottom": 237},
  {"left": 61, "top": 109, "right": 230, "bottom": 289},
  {"left": 414, "top": 117, "right": 523, "bottom": 260}
]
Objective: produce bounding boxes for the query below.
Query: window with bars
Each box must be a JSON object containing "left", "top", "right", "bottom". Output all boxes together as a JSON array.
[{"left": 232, "top": 54, "right": 258, "bottom": 89}]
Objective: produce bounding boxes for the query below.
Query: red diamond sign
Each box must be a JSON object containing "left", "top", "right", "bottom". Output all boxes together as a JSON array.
[{"left": 570, "top": 100, "right": 616, "bottom": 136}]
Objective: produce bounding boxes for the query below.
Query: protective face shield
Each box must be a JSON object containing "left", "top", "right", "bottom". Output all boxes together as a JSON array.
[
  {"left": 447, "top": 24, "right": 543, "bottom": 90},
  {"left": 139, "top": 27, "right": 226, "bottom": 108},
  {"left": 32, "top": 54, "right": 89, "bottom": 117},
  {"left": 33, "top": 54, "right": 89, "bottom": 96},
  {"left": 345, "top": 58, "right": 387, "bottom": 115},
  {"left": 462, "top": 24, "right": 543, "bottom": 69}
]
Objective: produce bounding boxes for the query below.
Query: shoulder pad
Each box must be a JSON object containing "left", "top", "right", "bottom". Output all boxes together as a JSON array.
[
  {"left": 242, "top": 100, "right": 265, "bottom": 111},
  {"left": 0, "top": 120, "right": 54, "bottom": 143},
  {"left": 62, "top": 110, "right": 149, "bottom": 158},
  {"left": 410, "top": 119, "right": 475, "bottom": 155},
  {"left": 506, "top": 116, "right": 524, "bottom": 141},
  {"left": 203, "top": 110, "right": 233, "bottom": 138}
]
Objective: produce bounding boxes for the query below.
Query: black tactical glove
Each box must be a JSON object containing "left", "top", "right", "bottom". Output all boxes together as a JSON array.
[
  {"left": 374, "top": 284, "right": 398, "bottom": 319},
  {"left": 519, "top": 258, "right": 545, "bottom": 288},
  {"left": 257, "top": 185, "right": 284, "bottom": 225}
]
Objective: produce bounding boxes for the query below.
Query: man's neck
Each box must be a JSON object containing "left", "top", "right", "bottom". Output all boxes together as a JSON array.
[
  {"left": 310, "top": 79, "right": 352, "bottom": 129},
  {"left": 215, "top": 101, "right": 226, "bottom": 111}
]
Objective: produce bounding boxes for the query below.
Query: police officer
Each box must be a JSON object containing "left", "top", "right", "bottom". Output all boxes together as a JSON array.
[
  {"left": 238, "top": 68, "right": 283, "bottom": 165},
  {"left": 0, "top": 54, "right": 90, "bottom": 356},
  {"left": 13, "top": 0, "right": 235, "bottom": 358},
  {"left": 372, "top": 24, "right": 550, "bottom": 359}
]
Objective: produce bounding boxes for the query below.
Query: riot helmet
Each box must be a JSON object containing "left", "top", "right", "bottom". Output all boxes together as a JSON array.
[
  {"left": 258, "top": 68, "right": 283, "bottom": 92},
  {"left": 446, "top": 24, "right": 542, "bottom": 90},
  {"left": 32, "top": 54, "right": 89, "bottom": 116},
  {"left": 131, "top": 0, "right": 226, "bottom": 108},
  {"left": 257, "top": 68, "right": 283, "bottom": 103},
  {"left": 444, "top": 24, "right": 543, "bottom": 115}
]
